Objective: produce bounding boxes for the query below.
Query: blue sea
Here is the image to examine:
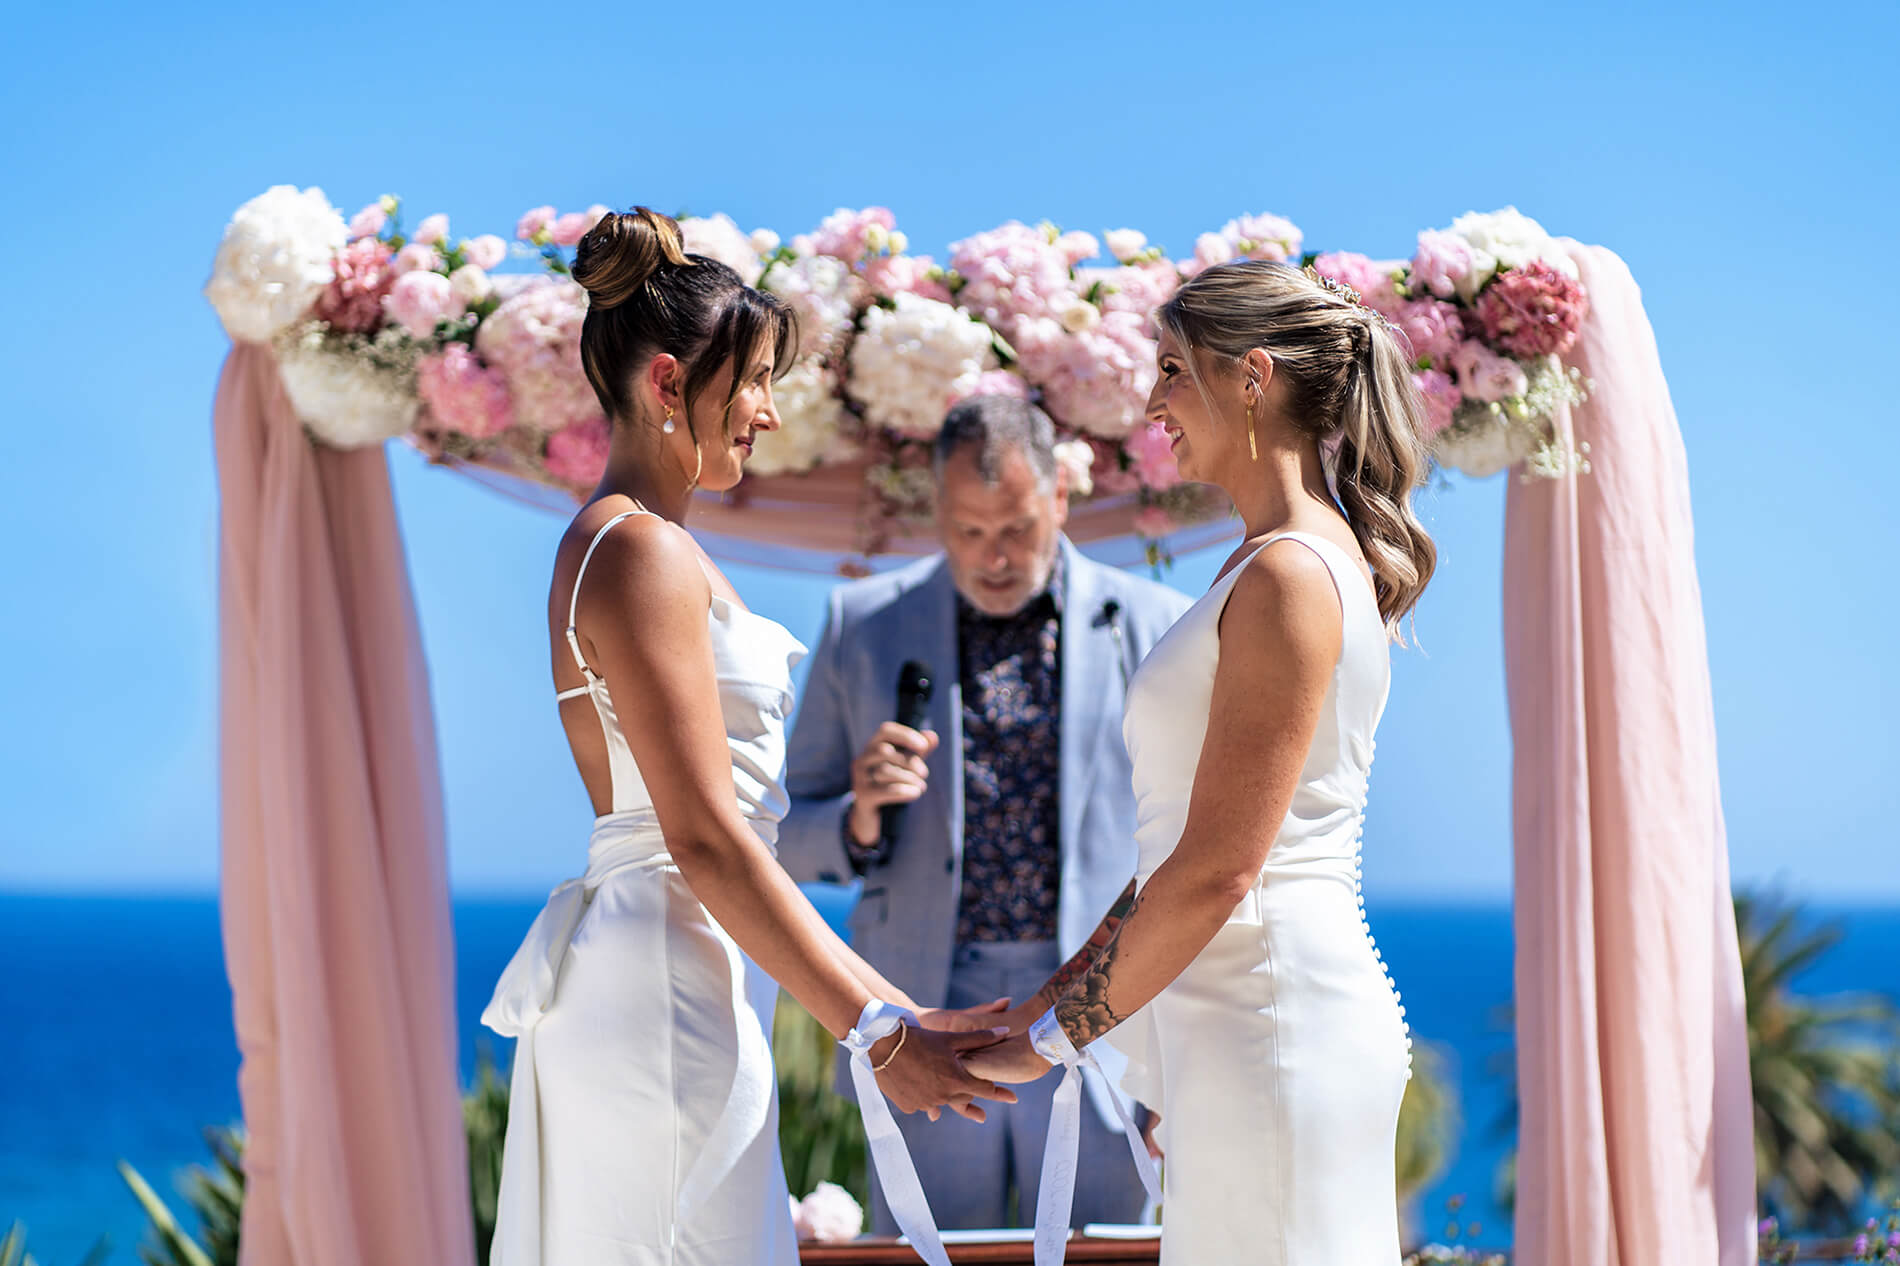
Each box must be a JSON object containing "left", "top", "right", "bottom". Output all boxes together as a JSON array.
[{"left": 4, "top": 893, "right": 1896, "bottom": 1262}]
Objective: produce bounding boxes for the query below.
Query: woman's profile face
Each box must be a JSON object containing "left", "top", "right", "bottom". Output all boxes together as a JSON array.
[
  {"left": 1146, "top": 327, "right": 1242, "bottom": 485},
  {"left": 677, "top": 346, "right": 781, "bottom": 493}
]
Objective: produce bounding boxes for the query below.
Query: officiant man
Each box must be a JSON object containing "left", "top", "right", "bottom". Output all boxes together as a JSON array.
[{"left": 778, "top": 394, "right": 1192, "bottom": 1232}]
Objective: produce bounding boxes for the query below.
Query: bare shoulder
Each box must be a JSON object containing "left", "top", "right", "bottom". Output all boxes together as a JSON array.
[
  {"left": 568, "top": 512, "right": 709, "bottom": 628},
  {"left": 1220, "top": 538, "right": 1344, "bottom": 667}
]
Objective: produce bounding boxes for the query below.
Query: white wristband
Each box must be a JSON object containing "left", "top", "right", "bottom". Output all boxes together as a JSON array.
[{"left": 1028, "top": 1007, "right": 1079, "bottom": 1066}]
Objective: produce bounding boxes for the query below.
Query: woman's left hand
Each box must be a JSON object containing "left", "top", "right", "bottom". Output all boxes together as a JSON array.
[
  {"left": 916, "top": 997, "right": 1012, "bottom": 1032},
  {"left": 960, "top": 1032, "right": 1055, "bottom": 1084}
]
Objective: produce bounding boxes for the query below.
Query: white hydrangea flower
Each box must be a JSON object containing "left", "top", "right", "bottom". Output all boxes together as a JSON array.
[
  {"left": 204, "top": 185, "right": 349, "bottom": 343},
  {"left": 762, "top": 255, "right": 866, "bottom": 363},
  {"left": 848, "top": 292, "right": 997, "bottom": 440},
  {"left": 746, "top": 358, "right": 855, "bottom": 476},
  {"left": 272, "top": 321, "right": 420, "bottom": 449},
  {"left": 1449, "top": 206, "right": 1579, "bottom": 300},
  {"left": 680, "top": 213, "right": 764, "bottom": 286},
  {"left": 1053, "top": 438, "right": 1094, "bottom": 496}
]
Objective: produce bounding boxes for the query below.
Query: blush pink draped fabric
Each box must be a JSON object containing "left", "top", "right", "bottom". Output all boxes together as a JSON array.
[
  {"left": 1503, "top": 244, "right": 1755, "bottom": 1266},
  {"left": 215, "top": 346, "right": 474, "bottom": 1266}
]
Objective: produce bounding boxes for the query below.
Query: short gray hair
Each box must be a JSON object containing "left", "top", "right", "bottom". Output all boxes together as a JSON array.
[{"left": 932, "top": 394, "right": 1058, "bottom": 486}]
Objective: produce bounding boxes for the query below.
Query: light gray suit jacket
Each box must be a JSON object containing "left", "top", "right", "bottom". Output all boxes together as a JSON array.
[{"left": 778, "top": 537, "right": 1194, "bottom": 1012}]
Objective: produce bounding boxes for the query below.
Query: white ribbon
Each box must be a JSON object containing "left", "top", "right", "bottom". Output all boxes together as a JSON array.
[
  {"left": 841, "top": 1000, "right": 950, "bottom": 1266},
  {"left": 1028, "top": 1010, "right": 1162, "bottom": 1266}
]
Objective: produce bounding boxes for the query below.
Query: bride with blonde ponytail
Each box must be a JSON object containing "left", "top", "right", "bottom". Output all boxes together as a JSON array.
[{"left": 967, "top": 260, "right": 1436, "bottom": 1264}]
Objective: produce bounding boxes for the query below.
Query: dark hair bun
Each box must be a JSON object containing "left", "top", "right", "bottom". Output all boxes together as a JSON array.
[{"left": 572, "top": 206, "right": 690, "bottom": 309}]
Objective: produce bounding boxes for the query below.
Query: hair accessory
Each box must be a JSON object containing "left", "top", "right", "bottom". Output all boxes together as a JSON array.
[
  {"left": 1303, "top": 264, "right": 1399, "bottom": 340},
  {"left": 662, "top": 406, "right": 676, "bottom": 435}
]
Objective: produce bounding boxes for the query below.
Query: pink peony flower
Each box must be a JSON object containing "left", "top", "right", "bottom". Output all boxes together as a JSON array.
[
  {"left": 1393, "top": 297, "right": 1464, "bottom": 368},
  {"left": 1412, "top": 368, "right": 1460, "bottom": 437},
  {"left": 544, "top": 415, "right": 611, "bottom": 487},
  {"left": 1411, "top": 228, "right": 1476, "bottom": 301},
  {"left": 864, "top": 253, "right": 953, "bottom": 304},
  {"left": 475, "top": 281, "right": 599, "bottom": 432},
  {"left": 1013, "top": 309, "right": 1156, "bottom": 440},
  {"left": 464, "top": 234, "right": 508, "bottom": 270},
  {"left": 1123, "top": 420, "right": 1182, "bottom": 491},
  {"left": 1474, "top": 260, "right": 1588, "bottom": 359},
  {"left": 1311, "top": 252, "right": 1403, "bottom": 318},
  {"left": 1220, "top": 212, "right": 1304, "bottom": 262},
  {"left": 950, "top": 369, "right": 1033, "bottom": 405},
  {"left": 1132, "top": 505, "right": 1178, "bottom": 540},
  {"left": 1077, "top": 261, "right": 1180, "bottom": 324},
  {"left": 807, "top": 206, "right": 898, "bottom": 262},
  {"left": 516, "top": 205, "right": 557, "bottom": 242},
  {"left": 1183, "top": 231, "right": 1235, "bottom": 276},
  {"left": 549, "top": 212, "right": 592, "bottom": 247},
  {"left": 413, "top": 213, "right": 450, "bottom": 245},
  {"left": 1450, "top": 339, "right": 1529, "bottom": 404},
  {"left": 392, "top": 242, "right": 442, "bottom": 275},
  {"left": 416, "top": 343, "right": 513, "bottom": 438},
  {"left": 348, "top": 202, "right": 388, "bottom": 241},
  {"left": 947, "top": 221, "right": 1078, "bottom": 340},
  {"left": 1056, "top": 230, "right": 1100, "bottom": 265},
  {"left": 313, "top": 237, "right": 395, "bottom": 333},
  {"left": 383, "top": 269, "right": 465, "bottom": 338}
]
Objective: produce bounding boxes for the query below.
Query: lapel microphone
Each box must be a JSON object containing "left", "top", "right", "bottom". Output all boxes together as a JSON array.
[{"left": 1095, "top": 599, "right": 1131, "bottom": 691}]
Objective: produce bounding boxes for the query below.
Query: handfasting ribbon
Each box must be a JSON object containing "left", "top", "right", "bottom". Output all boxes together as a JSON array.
[
  {"left": 1028, "top": 1010, "right": 1163, "bottom": 1266},
  {"left": 841, "top": 1000, "right": 951, "bottom": 1266}
]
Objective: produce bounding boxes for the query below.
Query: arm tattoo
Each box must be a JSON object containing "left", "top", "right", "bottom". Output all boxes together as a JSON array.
[
  {"left": 1036, "top": 880, "right": 1137, "bottom": 1010},
  {"left": 1054, "top": 890, "right": 1145, "bottom": 1046}
]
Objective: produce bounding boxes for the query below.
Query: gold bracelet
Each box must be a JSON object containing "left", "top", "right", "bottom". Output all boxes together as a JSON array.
[{"left": 871, "top": 1022, "right": 909, "bottom": 1072}]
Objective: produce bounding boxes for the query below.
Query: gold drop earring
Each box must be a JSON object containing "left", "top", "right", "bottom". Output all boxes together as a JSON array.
[{"left": 1246, "top": 388, "right": 1259, "bottom": 461}]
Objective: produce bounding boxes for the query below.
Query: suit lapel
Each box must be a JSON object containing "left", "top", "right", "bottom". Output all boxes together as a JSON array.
[
  {"left": 908, "top": 559, "right": 965, "bottom": 863},
  {"left": 1059, "top": 538, "right": 1111, "bottom": 861}
]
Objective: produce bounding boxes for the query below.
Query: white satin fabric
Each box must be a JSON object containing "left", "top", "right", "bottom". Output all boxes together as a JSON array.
[
  {"left": 484, "top": 509, "right": 810, "bottom": 1265},
  {"left": 1106, "top": 532, "right": 1412, "bottom": 1266}
]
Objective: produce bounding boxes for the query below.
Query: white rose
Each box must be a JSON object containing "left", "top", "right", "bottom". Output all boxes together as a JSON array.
[
  {"left": 448, "top": 264, "right": 492, "bottom": 306},
  {"left": 750, "top": 228, "right": 781, "bottom": 255},
  {"left": 680, "top": 213, "right": 764, "bottom": 285},
  {"left": 1104, "top": 228, "right": 1147, "bottom": 263},
  {"left": 204, "top": 185, "right": 349, "bottom": 343},
  {"left": 796, "top": 1183, "right": 863, "bottom": 1243},
  {"left": 1450, "top": 207, "right": 1578, "bottom": 294},
  {"left": 1052, "top": 293, "right": 1102, "bottom": 334}
]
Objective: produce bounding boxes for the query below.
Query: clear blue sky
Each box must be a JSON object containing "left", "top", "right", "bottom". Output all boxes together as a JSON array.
[{"left": 1, "top": 0, "right": 1893, "bottom": 901}]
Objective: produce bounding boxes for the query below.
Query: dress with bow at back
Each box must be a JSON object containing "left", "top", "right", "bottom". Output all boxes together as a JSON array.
[
  {"left": 482, "top": 508, "right": 808, "bottom": 1266},
  {"left": 1106, "top": 531, "right": 1412, "bottom": 1265}
]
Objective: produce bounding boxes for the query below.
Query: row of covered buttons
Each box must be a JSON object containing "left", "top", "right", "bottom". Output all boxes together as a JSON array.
[{"left": 1352, "top": 740, "right": 1412, "bottom": 1081}]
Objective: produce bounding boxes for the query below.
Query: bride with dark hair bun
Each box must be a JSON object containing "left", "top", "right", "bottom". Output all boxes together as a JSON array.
[{"left": 481, "top": 206, "right": 1012, "bottom": 1266}]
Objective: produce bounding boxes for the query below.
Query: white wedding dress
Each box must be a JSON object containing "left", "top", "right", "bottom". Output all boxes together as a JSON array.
[
  {"left": 1107, "top": 531, "right": 1412, "bottom": 1265},
  {"left": 482, "top": 509, "right": 807, "bottom": 1266}
]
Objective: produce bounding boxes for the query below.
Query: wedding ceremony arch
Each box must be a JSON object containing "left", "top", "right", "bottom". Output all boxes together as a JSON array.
[{"left": 207, "top": 189, "right": 1752, "bottom": 1266}]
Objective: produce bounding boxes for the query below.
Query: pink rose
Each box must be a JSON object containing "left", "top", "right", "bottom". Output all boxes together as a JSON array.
[
  {"left": 1132, "top": 505, "right": 1178, "bottom": 540},
  {"left": 1474, "top": 260, "right": 1587, "bottom": 359},
  {"left": 516, "top": 205, "right": 557, "bottom": 242},
  {"left": 1311, "top": 252, "right": 1402, "bottom": 317},
  {"left": 1393, "top": 297, "right": 1464, "bottom": 368},
  {"left": 464, "top": 234, "right": 508, "bottom": 270},
  {"left": 544, "top": 415, "right": 611, "bottom": 487},
  {"left": 392, "top": 242, "right": 442, "bottom": 275},
  {"left": 808, "top": 206, "right": 898, "bottom": 261},
  {"left": 1185, "top": 231, "right": 1235, "bottom": 276},
  {"left": 1123, "top": 421, "right": 1182, "bottom": 491},
  {"left": 1411, "top": 229, "right": 1475, "bottom": 301},
  {"left": 1222, "top": 213, "right": 1303, "bottom": 262},
  {"left": 417, "top": 343, "right": 513, "bottom": 438},
  {"left": 1450, "top": 339, "right": 1529, "bottom": 404},
  {"left": 1411, "top": 369, "right": 1460, "bottom": 437},
  {"left": 549, "top": 212, "right": 592, "bottom": 247},
  {"left": 864, "top": 253, "right": 953, "bottom": 304},
  {"left": 413, "top": 213, "right": 450, "bottom": 245},
  {"left": 348, "top": 202, "right": 388, "bottom": 241},
  {"left": 313, "top": 237, "right": 395, "bottom": 333},
  {"left": 383, "top": 269, "right": 465, "bottom": 338},
  {"left": 1056, "top": 230, "right": 1100, "bottom": 265}
]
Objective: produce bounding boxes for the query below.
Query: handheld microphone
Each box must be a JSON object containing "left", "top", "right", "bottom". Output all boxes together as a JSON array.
[{"left": 880, "top": 660, "right": 934, "bottom": 855}]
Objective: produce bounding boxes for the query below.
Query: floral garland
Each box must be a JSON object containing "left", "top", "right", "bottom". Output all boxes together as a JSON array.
[{"left": 206, "top": 188, "right": 1592, "bottom": 551}]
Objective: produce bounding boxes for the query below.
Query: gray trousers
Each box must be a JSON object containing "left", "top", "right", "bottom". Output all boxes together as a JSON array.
[{"left": 865, "top": 941, "right": 1151, "bottom": 1234}]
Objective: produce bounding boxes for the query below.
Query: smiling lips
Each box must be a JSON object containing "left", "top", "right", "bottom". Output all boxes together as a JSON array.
[{"left": 1165, "top": 425, "right": 1184, "bottom": 451}]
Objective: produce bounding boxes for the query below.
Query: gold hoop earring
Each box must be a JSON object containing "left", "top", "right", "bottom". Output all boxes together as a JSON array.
[
  {"left": 1247, "top": 393, "right": 1259, "bottom": 462},
  {"left": 662, "top": 406, "right": 676, "bottom": 435}
]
